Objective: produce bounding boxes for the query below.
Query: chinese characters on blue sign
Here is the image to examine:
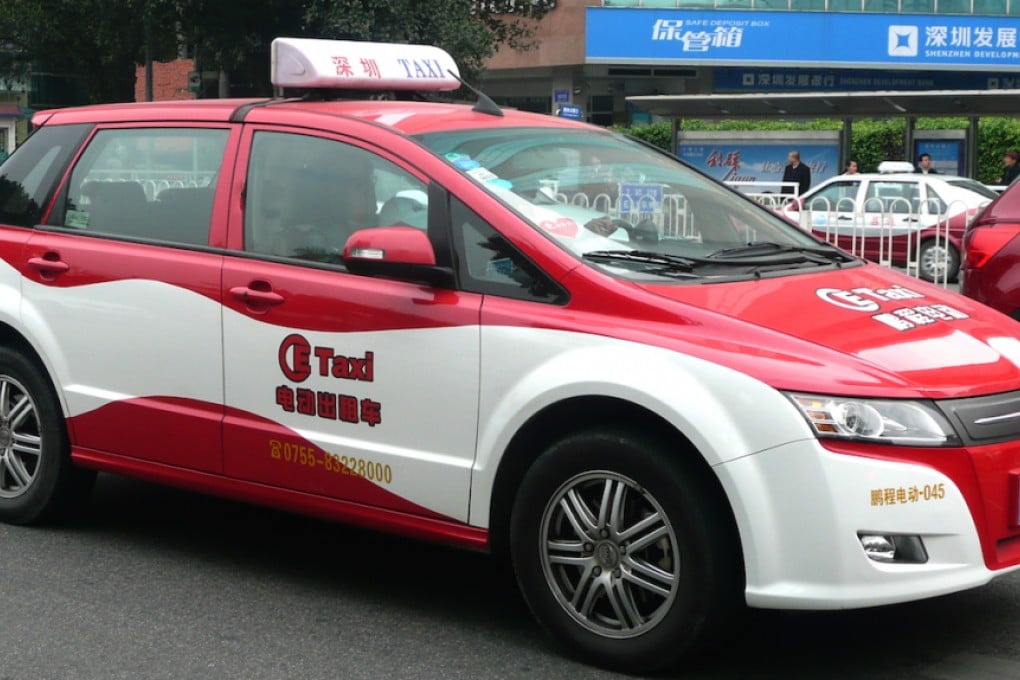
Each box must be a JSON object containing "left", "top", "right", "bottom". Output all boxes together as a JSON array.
[
  {"left": 586, "top": 8, "right": 1020, "bottom": 71},
  {"left": 714, "top": 67, "right": 1019, "bottom": 92},
  {"left": 618, "top": 183, "right": 664, "bottom": 218},
  {"left": 558, "top": 104, "right": 583, "bottom": 120},
  {"left": 680, "top": 143, "right": 839, "bottom": 187}
]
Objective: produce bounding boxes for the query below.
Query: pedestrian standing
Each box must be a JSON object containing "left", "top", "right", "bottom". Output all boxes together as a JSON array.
[
  {"left": 915, "top": 153, "right": 938, "bottom": 174},
  {"left": 1000, "top": 150, "right": 1020, "bottom": 186},
  {"left": 781, "top": 150, "right": 811, "bottom": 196}
]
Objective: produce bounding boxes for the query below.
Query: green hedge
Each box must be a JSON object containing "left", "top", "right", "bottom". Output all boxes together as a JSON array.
[{"left": 612, "top": 117, "right": 1020, "bottom": 185}]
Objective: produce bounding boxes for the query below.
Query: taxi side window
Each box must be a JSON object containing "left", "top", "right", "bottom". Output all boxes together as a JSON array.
[
  {"left": 244, "top": 131, "right": 428, "bottom": 264},
  {"left": 61, "top": 128, "right": 227, "bottom": 245},
  {"left": 804, "top": 181, "right": 858, "bottom": 211},
  {"left": 865, "top": 181, "right": 918, "bottom": 214},
  {"left": 925, "top": 185, "right": 949, "bottom": 214},
  {"left": 0, "top": 124, "right": 90, "bottom": 228},
  {"left": 451, "top": 197, "right": 565, "bottom": 304}
]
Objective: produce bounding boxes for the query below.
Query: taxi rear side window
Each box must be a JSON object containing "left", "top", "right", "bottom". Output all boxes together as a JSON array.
[
  {"left": 60, "top": 128, "right": 228, "bottom": 245},
  {"left": 0, "top": 124, "right": 90, "bottom": 228}
]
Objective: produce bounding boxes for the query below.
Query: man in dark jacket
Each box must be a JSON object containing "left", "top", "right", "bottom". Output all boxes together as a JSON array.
[
  {"left": 781, "top": 150, "right": 811, "bottom": 196},
  {"left": 916, "top": 153, "right": 938, "bottom": 174}
]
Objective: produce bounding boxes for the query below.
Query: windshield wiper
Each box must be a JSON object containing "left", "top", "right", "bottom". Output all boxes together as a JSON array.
[
  {"left": 709, "top": 241, "right": 854, "bottom": 263},
  {"left": 583, "top": 250, "right": 697, "bottom": 272}
]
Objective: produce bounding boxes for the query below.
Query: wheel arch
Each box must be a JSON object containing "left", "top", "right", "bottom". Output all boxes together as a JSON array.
[
  {"left": 0, "top": 320, "right": 67, "bottom": 417},
  {"left": 486, "top": 394, "right": 744, "bottom": 580},
  {"left": 0, "top": 320, "right": 51, "bottom": 374}
]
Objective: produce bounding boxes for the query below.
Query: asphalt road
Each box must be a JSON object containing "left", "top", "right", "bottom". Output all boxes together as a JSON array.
[{"left": 3, "top": 473, "right": 1020, "bottom": 680}]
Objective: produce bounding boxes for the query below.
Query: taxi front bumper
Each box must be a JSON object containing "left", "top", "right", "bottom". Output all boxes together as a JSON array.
[{"left": 716, "top": 436, "right": 1020, "bottom": 610}]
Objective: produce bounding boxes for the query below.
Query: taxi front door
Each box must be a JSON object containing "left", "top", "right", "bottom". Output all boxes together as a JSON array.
[{"left": 220, "top": 127, "right": 481, "bottom": 524}]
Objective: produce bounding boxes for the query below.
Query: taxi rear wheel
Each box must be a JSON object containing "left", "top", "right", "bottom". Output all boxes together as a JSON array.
[
  {"left": 918, "top": 239, "right": 960, "bottom": 282},
  {"left": 510, "top": 427, "right": 741, "bottom": 674},
  {"left": 0, "top": 347, "right": 93, "bottom": 524}
]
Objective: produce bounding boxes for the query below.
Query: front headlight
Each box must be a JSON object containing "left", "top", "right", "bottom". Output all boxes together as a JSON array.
[{"left": 785, "top": 393, "right": 960, "bottom": 447}]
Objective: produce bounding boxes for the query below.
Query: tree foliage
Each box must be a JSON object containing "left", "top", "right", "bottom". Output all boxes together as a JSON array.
[
  {"left": 0, "top": 0, "right": 179, "bottom": 103},
  {"left": 0, "top": 0, "right": 556, "bottom": 103}
]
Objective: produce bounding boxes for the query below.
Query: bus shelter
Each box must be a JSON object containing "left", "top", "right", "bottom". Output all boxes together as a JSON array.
[{"left": 628, "top": 89, "right": 1020, "bottom": 179}]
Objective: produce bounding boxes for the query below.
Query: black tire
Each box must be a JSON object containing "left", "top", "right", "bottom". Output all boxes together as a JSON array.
[
  {"left": 510, "top": 427, "right": 742, "bottom": 674},
  {"left": 0, "top": 347, "right": 94, "bottom": 524},
  {"left": 918, "top": 240, "right": 960, "bottom": 283}
]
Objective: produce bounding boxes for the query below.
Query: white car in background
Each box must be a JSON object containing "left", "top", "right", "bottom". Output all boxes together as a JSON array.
[{"left": 782, "top": 163, "right": 997, "bottom": 281}]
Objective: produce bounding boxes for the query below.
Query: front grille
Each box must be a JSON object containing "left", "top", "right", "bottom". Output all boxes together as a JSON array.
[{"left": 939, "top": 389, "right": 1020, "bottom": 445}]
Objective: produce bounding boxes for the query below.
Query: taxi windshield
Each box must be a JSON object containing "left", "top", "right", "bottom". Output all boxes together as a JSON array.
[{"left": 416, "top": 127, "right": 853, "bottom": 281}]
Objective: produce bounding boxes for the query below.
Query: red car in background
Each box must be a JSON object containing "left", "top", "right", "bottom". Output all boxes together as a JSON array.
[{"left": 961, "top": 180, "right": 1020, "bottom": 319}]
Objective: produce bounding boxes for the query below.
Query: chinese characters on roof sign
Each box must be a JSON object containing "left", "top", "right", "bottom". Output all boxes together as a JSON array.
[
  {"left": 586, "top": 8, "right": 1020, "bottom": 71},
  {"left": 271, "top": 37, "right": 461, "bottom": 90}
]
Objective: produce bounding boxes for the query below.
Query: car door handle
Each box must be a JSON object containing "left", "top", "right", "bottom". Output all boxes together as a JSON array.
[
  {"left": 27, "top": 255, "right": 70, "bottom": 278},
  {"left": 230, "top": 284, "right": 284, "bottom": 307}
]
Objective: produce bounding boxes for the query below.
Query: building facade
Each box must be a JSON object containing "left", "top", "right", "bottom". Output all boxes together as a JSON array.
[{"left": 481, "top": 0, "right": 1020, "bottom": 127}]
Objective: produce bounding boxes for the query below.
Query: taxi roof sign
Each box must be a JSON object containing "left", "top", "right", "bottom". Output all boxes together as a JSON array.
[
  {"left": 271, "top": 37, "right": 461, "bottom": 91},
  {"left": 877, "top": 161, "right": 916, "bottom": 174}
]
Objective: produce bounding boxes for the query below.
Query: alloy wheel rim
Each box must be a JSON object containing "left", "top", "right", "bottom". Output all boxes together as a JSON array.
[
  {"left": 0, "top": 376, "right": 41, "bottom": 499},
  {"left": 921, "top": 244, "right": 952, "bottom": 279},
  {"left": 539, "top": 470, "right": 680, "bottom": 639}
]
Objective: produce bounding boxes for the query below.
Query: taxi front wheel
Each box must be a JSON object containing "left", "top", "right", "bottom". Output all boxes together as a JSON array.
[
  {"left": 509, "top": 427, "right": 742, "bottom": 674},
  {"left": 0, "top": 347, "right": 94, "bottom": 524}
]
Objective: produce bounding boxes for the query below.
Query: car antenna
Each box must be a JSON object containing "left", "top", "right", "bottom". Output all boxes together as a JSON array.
[{"left": 447, "top": 70, "right": 503, "bottom": 117}]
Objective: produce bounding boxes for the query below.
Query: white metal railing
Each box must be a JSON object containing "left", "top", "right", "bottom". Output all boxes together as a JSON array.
[
  {"left": 786, "top": 195, "right": 987, "bottom": 286},
  {"left": 727, "top": 181, "right": 801, "bottom": 210},
  {"left": 557, "top": 182, "right": 986, "bottom": 286},
  {"left": 84, "top": 170, "right": 217, "bottom": 200},
  {"left": 558, "top": 187, "right": 694, "bottom": 238}
]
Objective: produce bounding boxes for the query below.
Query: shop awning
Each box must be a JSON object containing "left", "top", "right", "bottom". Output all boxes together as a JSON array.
[{"left": 0, "top": 104, "right": 26, "bottom": 118}]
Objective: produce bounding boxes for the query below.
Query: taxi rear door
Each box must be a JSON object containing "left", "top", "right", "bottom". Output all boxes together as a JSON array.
[
  {"left": 22, "top": 123, "right": 238, "bottom": 473},
  {"left": 220, "top": 125, "right": 481, "bottom": 523}
]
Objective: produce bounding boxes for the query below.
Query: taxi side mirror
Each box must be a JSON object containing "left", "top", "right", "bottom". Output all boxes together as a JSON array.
[{"left": 342, "top": 226, "right": 454, "bottom": 287}]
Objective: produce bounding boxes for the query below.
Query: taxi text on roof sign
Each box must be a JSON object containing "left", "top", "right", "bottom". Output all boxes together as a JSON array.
[{"left": 271, "top": 37, "right": 461, "bottom": 91}]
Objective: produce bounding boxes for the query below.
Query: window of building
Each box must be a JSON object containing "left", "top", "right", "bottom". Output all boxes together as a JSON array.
[
  {"left": 790, "top": 0, "right": 826, "bottom": 10},
  {"left": 589, "top": 95, "right": 615, "bottom": 127},
  {"left": 936, "top": 0, "right": 972, "bottom": 12},
  {"left": 826, "top": 0, "right": 864, "bottom": 10},
  {"left": 973, "top": 0, "right": 1006, "bottom": 12},
  {"left": 864, "top": 0, "right": 899, "bottom": 11}
]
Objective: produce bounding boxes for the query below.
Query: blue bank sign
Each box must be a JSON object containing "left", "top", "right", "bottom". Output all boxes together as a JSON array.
[{"left": 586, "top": 7, "right": 1020, "bottom": 71}]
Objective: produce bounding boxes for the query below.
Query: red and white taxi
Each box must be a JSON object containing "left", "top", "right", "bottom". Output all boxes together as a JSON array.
[
  {"left": 3, "top": 38, "right": 1020, "bottom": 673},
  {"left": 781, "top": 165, "right": 996, "bottom": 283}
]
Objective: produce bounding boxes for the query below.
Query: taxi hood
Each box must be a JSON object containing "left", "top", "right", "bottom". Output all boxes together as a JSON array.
[{"left": 635, "top": 263, "right": 1020, "bottom": 399}]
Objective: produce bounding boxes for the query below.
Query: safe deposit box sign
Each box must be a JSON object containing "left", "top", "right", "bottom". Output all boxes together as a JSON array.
[{"left": 586, "top": 7, "right": 1020, "bottom": 71}]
